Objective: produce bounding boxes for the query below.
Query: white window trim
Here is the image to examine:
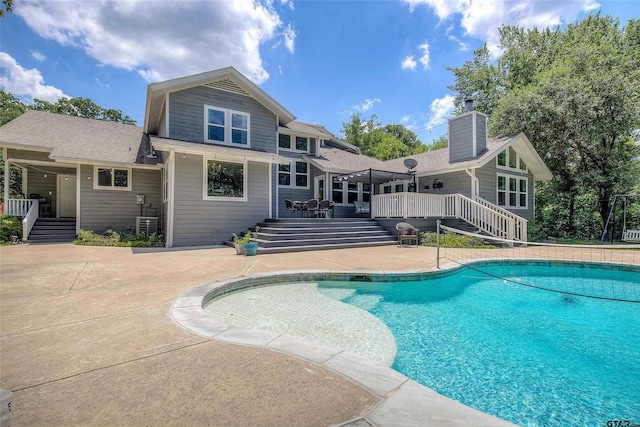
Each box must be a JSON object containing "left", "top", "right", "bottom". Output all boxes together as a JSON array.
[
  {"left": 278, "top": 160, "right": 310, "bottom": 189},
  {"left": 203, "top": 157, "right": 248, "bottom": 202},
  {"left": 496, "top": 173, "right": 528, "bottom": 210},
  {"left": 204, "top": 104, "right": 251, "bottom": 148},
  {"left": 278, "top": 133, "right": 310, "bottom": 154},
  {"left": 496, "top": 147, "right": 527, "bottom": 173},
  {"left": 93, "top": 166, "right": 132, "bottom": 191}
]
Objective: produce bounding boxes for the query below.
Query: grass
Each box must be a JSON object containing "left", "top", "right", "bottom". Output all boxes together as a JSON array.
[{"left": 420, "top": 231, "right": 495, "bottom": 249}]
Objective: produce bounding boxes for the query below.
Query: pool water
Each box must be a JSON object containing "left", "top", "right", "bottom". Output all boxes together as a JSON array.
[{"left": 317, "top": 263, "right": 640, "bottom": 427}]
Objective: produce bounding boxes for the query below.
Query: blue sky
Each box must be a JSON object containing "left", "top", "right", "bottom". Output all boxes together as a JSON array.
[{"left": 1, "top": 0, "right": 636, "bottom": 143}]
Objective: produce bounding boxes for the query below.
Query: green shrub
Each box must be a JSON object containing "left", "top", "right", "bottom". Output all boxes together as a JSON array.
[
  {"left": 420, "top": 231, "right": 493, "bottom": 248},
  {"left": 74, "top": 229, "right": 163, "bottom": 247},
  {"left": 0, "top": 215, "right": 22, "bottom": 242}
]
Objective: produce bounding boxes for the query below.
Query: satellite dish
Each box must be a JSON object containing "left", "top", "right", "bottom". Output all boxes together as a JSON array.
[{"left": 404, "top": 158, "right": 418, "bottom": 172}]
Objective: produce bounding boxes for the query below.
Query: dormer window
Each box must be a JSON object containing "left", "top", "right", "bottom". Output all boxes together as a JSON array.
[{"left": 204, "top": 105, "right": 250, "bottom": 147}]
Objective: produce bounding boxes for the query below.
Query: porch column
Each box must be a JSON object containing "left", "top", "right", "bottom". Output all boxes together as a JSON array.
[{"left": 3, "top": 149, "right": 8, "bottom": 214}]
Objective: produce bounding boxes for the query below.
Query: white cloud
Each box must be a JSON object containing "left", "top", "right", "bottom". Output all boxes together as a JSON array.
[
  {"left": 418, "top": 42, "right": 430, "bottom": 70},
  {"left": 426, "top": 94, "right": 455, "bottom": 129},
  {"left": 278, "top": 65, "right": 283, "bottom": 75},
  {"left": 353, "top": 98, "right": 381, "bottom": 112},
  {"left": 30, "top": 50, "right": 46, "bottom": 61},
  {"left": 400, "top": 114, "right": 416, "bottom": 130},
  {"left": 404, "top": 0, "right": 599, "bottom": 54},
  {"left": 401, "top": 55, "right": 417, "bottom": 70},
  {"left": 95, "top": 78, "right": 110, "bottom": 89},
  {"left": 0, "top": 52, "right": 67, "bottom": 102},
  {"left": 15, "top": 0, "right": 295, "bottom": 84},
  {"left": 279, "top": 0, "right": 294, "bottom": 11},
  {"left": 283, "top": 22, "right": 296, "bottom": 53}
]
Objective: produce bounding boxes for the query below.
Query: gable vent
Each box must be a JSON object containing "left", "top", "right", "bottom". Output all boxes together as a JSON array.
[{"left": 203, "top": 79, "right": 251, "bottom": 97}]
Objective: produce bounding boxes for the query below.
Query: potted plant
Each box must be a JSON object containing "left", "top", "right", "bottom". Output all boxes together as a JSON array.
[{"left": 232, "top": 226, "right": 259, "bottom": 256}]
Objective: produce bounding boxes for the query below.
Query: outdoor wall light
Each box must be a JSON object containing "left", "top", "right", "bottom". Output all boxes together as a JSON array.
[{"left": 433, "top": 179, "right": 444, "bottom": 189}]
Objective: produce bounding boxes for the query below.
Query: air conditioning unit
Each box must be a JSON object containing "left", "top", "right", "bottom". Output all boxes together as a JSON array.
[{"left": 136, "top": 216, "right": 159, "bottom": 234}]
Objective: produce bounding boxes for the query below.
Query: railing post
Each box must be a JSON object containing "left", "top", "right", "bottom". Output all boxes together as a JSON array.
[{"left": 436, "top": 220, "right": 441, "bottom": 269}]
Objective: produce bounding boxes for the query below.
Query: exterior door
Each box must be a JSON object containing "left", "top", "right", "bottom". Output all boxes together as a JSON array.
[
  {"left": 57, "top": 175, "right": 77, "bottom": 217},
  {"left": 314, "top": 175, "right": 326, "bottom": 201}
]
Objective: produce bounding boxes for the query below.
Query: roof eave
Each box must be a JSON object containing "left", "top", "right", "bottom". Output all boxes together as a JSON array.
[{"left": 151, "top": 139, "right": 290, "bottom": 165}]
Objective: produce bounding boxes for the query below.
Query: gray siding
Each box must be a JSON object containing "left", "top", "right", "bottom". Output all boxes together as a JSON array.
[
  {"left": 26, "top": 167, "right": 75, "bottom": 218},
  {"left": 172, "top": 153, "right": 270, "bottom": 246},
  {"left": 168, "top": 86, "right": 277, "bottom": 153},
  {"left": 417, "top": 171, "right": 471, "bottom": 197},
  {"left": 79, "top": 165, "right": 162, "bottom": 233},
  {"left": 448, "top": 114, "right": 474, "bottom": 163},
  {"left": 475, "top": 114, "right": 487, "bottom": 154},
  {"left": 476, "top": 161, "right": 535, "bottom": 220}
]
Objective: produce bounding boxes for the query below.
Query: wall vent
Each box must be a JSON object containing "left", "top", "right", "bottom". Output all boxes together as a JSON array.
[{"left": 203, "top": 79, "right": 251, "bottom": 97}]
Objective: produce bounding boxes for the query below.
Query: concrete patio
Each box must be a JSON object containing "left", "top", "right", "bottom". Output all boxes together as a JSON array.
[{"left": 1, "top": 243, "right": 636, "bottom": 426}]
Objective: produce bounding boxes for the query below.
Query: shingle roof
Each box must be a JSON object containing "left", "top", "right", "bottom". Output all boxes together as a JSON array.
[
  {"left": 383, "top": 135, "right": 514, "bottom": 175},
  {"left": 0, "top": 110, "right": 158, "bottom": 165}
]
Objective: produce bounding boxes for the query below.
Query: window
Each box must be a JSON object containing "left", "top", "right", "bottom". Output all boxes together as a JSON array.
[
  {"left": 279, "top": 160, "right": 308, "bottom": 188},
  {"left": 279, "top": 134, "right": 291, "bottom": 150},
  {"left": 497, "top": 147, "right": 527, "bottom": 172},
  {"left": 278, "top": 134, "right": 309, "bottom": 153},
  {"left": 94, "top": 166, "right": 131, "bottom": 190},
  {"left": 497, "top": 173, "right": 527, "bottom": 209},
  {"left": 204, "top": 159, "right": 246, "bottom": 201},
  {"left": 295, "top": 136, "right": 308, "bottom": 152},
  {"left": 205, "top": 105, "right": 250, "bottom": 147},
  {"left": 331, "top": 178, "right": 370, "bottom": 205}
]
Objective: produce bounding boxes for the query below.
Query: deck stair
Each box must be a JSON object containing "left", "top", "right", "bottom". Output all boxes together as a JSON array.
[
  {"left": 232, "top": 218, "right": 397, "bottom": 253},
  {"left": 27, "top": 218, "right": 76, "bottom": 243}
]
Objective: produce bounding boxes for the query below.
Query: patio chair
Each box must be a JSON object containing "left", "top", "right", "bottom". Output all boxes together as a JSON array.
[
  {"left": 396, "top": 222, "right": 419, "bottom": 247},
  {"left": 285, "top": 199, "right": 297, "bottom": 217},
  {"left": 317, "top": 199, "right": 331, "bottom": 218},
  {"left": 305, "top": 199, "right": 319, "bottom": 218}
]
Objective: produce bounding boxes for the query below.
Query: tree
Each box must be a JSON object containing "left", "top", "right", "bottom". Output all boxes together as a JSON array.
[
  {"left": 448, "top": 13, "right": 640, "bottom": 239},
  {"left": 31, "top": 96, "right": 137, "bottom": 124},
  {"left": 0, "top": 0, "right": 13, "bottom": 17},
  {"left": 341, "top": 113, "right": 427, "bottom": 160},
  {"left": 0, "top": 91, "right": 26, "bottom": 126}
]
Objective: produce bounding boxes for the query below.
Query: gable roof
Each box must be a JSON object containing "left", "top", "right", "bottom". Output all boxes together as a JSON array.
[
  {"left": 0, "top": 110, "right": 159, "bottom": 166},
  {"left": 144, "top": 66, "right": 296, "bottom": 134}
]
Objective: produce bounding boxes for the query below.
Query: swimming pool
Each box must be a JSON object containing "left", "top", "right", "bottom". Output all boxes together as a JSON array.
[{"left": 317, "top": 261, "right": 640, "bottom": 426}]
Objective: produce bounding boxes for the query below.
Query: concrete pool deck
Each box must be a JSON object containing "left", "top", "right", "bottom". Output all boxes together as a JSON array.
[{"left": 1, "top": 243, "right": 637, "bottom": 426}]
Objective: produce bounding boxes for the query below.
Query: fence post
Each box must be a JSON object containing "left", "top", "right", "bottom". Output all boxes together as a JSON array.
[{"left": 436, "top": 220, "right": 441, "bottom": 269}]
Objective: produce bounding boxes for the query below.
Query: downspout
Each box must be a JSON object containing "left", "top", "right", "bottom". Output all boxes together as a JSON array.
[
  {"left": 76, "top": 164, "right": 81, "bottom": 235},
  {"left": 465, "top": 167, "right": 479, "bottom": 199},
  {"left": 3, "top": 149, "right": 9, "bottom": 213},
  {"left": 166, "top": 150, "right": 175, "bottom": 248},
  {"left": 369, "top": 168, "right": 373, "bottom": 219}
]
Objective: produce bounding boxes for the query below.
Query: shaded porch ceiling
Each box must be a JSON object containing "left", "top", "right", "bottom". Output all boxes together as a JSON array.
[{"left": 332, "top": 168, "right": 415, "bottom": 185}]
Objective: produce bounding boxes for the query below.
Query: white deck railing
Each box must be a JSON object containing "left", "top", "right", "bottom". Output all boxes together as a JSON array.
[
  {"left": 21, "top": 200, "right": 39, "bottom": 241},
  {"left": 473, "top": 196, "right": 528, "bottom": 242},
  {"left": 372, "top": 193, "right": 527, "bottom": 241},
  {"left": 6, "top": 199, "right": 38, "bottom": 217}
]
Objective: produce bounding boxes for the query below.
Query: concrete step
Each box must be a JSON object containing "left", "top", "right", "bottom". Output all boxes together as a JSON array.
[{"left": 255, "top": 235, "right": 396, "bottom": 248}]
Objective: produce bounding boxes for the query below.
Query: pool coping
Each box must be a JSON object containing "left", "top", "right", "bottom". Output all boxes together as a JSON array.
[{"left": 170, "top": 266, "right": 517, "bottom": 427}]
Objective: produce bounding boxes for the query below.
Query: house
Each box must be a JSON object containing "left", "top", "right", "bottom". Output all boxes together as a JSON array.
[{"left": 1, "top": 67, "right": 552, "bottom": 247}]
